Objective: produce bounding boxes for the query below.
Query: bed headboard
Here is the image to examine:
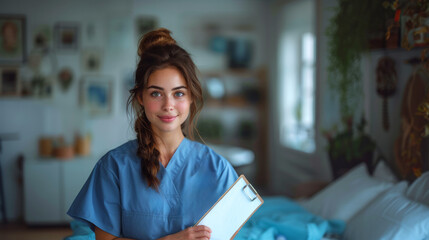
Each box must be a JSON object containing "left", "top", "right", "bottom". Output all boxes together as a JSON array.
[{"left": 392, "top": 66, "right": 429, "bottom": 182}]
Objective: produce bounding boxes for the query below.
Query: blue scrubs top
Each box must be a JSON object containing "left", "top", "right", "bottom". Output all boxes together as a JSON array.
[{"left": 67, "top": 138, "right": 238, "bottom": 240}]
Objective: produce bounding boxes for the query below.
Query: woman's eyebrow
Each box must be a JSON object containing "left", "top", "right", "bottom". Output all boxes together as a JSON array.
[
  {"left": 147, "top": 85, "right": 187, "bottom": 91},
  {"left": 172, "top": 86, "right": 187, "bottom": 90},
  {"left": 147, "top": 85, "right": 163, "bottom": 90}
]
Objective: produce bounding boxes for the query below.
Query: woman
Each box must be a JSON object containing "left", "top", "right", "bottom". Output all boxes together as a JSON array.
[{"left": 67, "top": 28, "right": 238, "bottom": 240}]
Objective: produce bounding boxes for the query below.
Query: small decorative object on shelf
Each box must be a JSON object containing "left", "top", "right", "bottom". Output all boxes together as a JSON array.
[
  {"left": 38, "top": 137, "right": 53, "bottom": 157},
  {"left": 74, "top": 133, "right": 91, "bottom": 156},
  {"left": 38, "top": 133, "right": 91, "bottom": 160},
  {"left": 53, "top": 136, "right": 74, "bottom": 160}
]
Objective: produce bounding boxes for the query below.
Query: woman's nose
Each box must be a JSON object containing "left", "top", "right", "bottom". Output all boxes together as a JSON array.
[{"left": 163, "top": 96, "right": 174, "bottom": 111}]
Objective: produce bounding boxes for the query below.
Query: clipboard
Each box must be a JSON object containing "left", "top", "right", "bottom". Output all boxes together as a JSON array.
[{"left": 195, "top": 175, "right": 264, "bottom": 240}]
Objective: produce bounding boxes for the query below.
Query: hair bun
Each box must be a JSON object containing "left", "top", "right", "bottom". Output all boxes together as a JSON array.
[{"left": 138, "top": 28, "right": 176, "bottom": 56}]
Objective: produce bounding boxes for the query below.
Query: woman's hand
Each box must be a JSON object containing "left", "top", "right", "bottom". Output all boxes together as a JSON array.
[{"left": 160, "top": 225, "right": 212, "bottom": 240}]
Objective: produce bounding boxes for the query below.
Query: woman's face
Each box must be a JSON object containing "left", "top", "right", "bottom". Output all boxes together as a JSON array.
[{"left": 140, "top": 66, "right": 192, "bottom": 136}]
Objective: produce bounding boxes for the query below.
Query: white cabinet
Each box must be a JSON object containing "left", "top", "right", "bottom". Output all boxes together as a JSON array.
[{"left": 24, "top": 157, "right": 97, "bottom": 225}]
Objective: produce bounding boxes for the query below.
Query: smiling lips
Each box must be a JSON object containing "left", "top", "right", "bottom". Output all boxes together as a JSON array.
[{"left": 158, "top": 115, "right": 177, "bottom": 123}]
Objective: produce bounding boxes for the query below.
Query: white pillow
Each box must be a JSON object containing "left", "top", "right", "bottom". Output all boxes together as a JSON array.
[
  {"left": 345, "top": 182, "right": 429, "bottom": 240},
  {"left": 406, "top": 171, "right": 429, "bottom": 206},
  {"left": 373, "top": 161, "right": 397, "bottom": 183},
  {"left": 301, "top": 163, "right": 393, "bottom": 222}
]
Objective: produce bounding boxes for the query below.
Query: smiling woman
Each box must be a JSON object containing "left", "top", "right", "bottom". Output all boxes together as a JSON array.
[
  {"left": 66, "top": 28, "right": 238, "bottom": 240},
  {"left": 139, "top": 67, "right": 192, "bottom": 137}
]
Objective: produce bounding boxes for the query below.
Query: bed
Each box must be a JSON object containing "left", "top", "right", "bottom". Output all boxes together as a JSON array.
[
  {"left": 65, "top": 161, "right": 429, "bottom": 240},
  {"left": 235, "top": 161, "right": 429, "bottom": 240}
]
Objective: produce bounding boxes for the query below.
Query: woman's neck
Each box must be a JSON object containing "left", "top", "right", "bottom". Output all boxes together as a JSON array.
[{"left": 153, "top": 130, "right": 184, "bottom": 167}]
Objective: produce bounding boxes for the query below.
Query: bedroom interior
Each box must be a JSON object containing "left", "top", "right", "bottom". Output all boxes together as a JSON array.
[{"left": 0, "top": 0, "right": 428, "bottom": 239}]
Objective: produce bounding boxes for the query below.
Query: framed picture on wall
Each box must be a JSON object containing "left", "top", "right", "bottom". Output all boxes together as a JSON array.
[
  {"left": 81, "top": 48, "right": 102, "bottom": 72},
  {"left": 0, "top": 66, "right": 20, "bottom": 96},
  {"left": 55, "top": 22, "right": 80, "bottom": 50},
  {"left": 80, "top": 75, "right": 113, "bottom": 116},
  {"left": 401, "top": 14, "right": 429, "bottom": 49},
  {"left": 0, "top": 15, "right": 26, "bottom": 64},
  {"left": 135, "top": 16, "right": 157, "bottom": 41}
]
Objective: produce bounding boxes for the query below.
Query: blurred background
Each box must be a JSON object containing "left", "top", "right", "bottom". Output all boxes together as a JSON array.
[{"left": 0, "top": 0, "right": 428, "bottom": 234}]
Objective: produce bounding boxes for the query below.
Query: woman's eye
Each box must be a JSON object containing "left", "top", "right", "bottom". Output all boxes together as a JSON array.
[
  {"left": 150, "top": 91, "right": 161, "bottom": 97},
  {"left": 175, "top": 92, "right": 184, "bottom": 97}
]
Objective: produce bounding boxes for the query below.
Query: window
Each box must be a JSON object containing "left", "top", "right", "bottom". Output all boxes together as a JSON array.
[{"left": 279, "top": 0, "right": 316, "bottom": 153}]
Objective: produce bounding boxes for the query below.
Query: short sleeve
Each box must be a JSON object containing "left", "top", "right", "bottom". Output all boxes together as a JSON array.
[
  {"left": 67, "top": 155, "right": 122, "bottom": 237},
  {"left": 216, "top": 157, "right": 239, "bottom": 193}
]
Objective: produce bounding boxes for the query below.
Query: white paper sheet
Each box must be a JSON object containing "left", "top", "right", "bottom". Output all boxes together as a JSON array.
[{"left": 196, "top": 176, "right": 263, "bottom": 240}]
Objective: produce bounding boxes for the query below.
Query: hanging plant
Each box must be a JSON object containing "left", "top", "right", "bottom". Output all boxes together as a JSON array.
[
  {"left": 324, "top": 0, "right": 394, "bottom": 178},
  {"left": 326, "top": 0, "right": 394, "bottom": 117}
]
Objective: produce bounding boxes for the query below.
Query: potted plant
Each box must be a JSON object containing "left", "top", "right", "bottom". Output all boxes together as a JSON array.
[{"left": 323, "top": 116, "right": 376, "bottom": 179}]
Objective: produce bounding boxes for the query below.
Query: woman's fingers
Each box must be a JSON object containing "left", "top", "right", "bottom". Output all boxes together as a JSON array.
[
  {"left": 194, "top": 225, "right": 212, "bottom": 233},
  {"left": 168, "top": 225, "right": 212, "bottom": 240},
  {"left": 191, "top": 225, "right": 211, "bottom": 239}
]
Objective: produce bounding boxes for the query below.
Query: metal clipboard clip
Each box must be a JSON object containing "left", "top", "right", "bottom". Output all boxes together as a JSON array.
[{"left": 242, "top": 183, "right": 258, "bottom": 201}]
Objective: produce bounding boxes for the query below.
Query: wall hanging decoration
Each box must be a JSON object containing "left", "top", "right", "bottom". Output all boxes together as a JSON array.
[
  {"left": 58, "top": 67, "right": 73, "bottom": 92},
  {"left": 81, "top": 48, "right": 102, "bottom": 72},
  {"left": 33, "top": 25, "right": 51, "bottom": 51},
  {"left": 0, "top": 66, "right": 20, "bottom": 96},
  {"left": 55, "top": 22, "right": 80, "bottom": 51},
  {"left": 0, "top": 15, "right": 26, "bottom": 64},
  {"left": 376, "top": 56, "right": 398, "bottom": 131},
  {"left": 80, "top": 75, "right": 113, "bottom": 116},
  {"left": 135, "top": 16, "right": 157, "bottom": 41},
  {"left": 385, "top": 0, "right": 429, "bottom": 69}
]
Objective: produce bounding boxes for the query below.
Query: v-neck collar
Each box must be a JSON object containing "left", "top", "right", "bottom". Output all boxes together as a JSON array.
[
  {"left": 157, "top": 138, "right": 189, "bottom": 205},
  {"left": 160, "top": 137, "right": 189, "bottom": 178}
]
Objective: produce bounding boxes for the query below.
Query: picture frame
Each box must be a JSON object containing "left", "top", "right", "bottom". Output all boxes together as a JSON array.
[
  {"left": 401, "top": 14, "right": 429, "bottom": 50},
  {"left": 33, "top": 25, "right": 51, "bottom": 50},
  {"left": 81, "top": 48, "right": 102, "bottom": 72},
  {"left": 135, "top": 16, "right": 157, "bottom": 41},
  {"left": 0, "top": 66, "right": 20, "bottom": 96},
  {"left": 80, "top": 75, "right": 113, "bottom": 116},
  {"left": 55, "top": 22, "right": 80, "bottom": 50},
  {"left": 0, "top": 15, "right": 26, "bottom": 64}
]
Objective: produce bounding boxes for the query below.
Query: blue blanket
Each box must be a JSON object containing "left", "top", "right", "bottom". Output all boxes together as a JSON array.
[
  {"left": 234, "top": 197, "right": 345, "bottom": 240},
  {"left": 65, "top": 197, "right": 344, "bottom": 240},
  {"left": 64, "top": 220, "right": 95, "bottom": 240}
]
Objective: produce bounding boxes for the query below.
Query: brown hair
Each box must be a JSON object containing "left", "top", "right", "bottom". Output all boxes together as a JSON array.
[{"left": 127, "top": 28, "right": 203, "bottom": 190}]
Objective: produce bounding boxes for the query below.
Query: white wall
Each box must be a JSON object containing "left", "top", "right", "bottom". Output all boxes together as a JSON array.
[{"left": 0, "top": 0, "right": 268, "bottom": 221}]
